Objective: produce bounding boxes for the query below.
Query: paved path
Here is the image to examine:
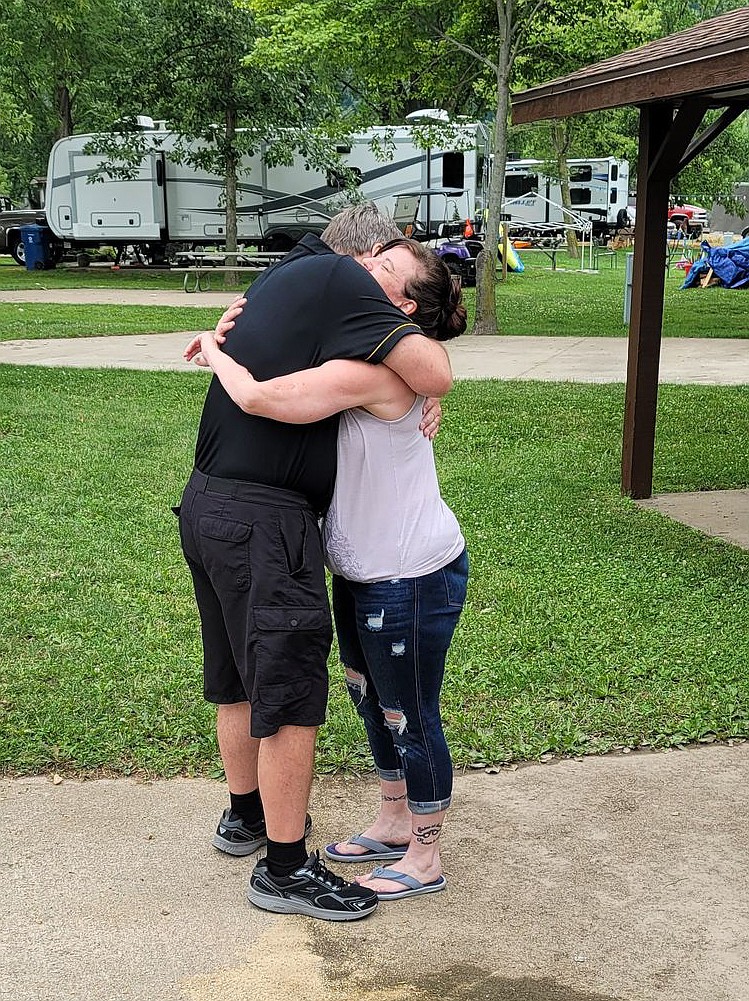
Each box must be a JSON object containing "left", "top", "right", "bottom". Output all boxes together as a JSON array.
[
  {"left": 2, "top": 745, "right": 748, "bottom": 1001},
  {"left": 2, "top": 286, "right": 748, "bottom": 383},
  {"left": 1, "top": 328, "right": 748, "bottom": 383}
]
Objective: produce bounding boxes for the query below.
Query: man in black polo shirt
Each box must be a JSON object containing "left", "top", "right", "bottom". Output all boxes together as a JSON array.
[{"left": 177, "top": 205, "right": 451, "bottom": 921}]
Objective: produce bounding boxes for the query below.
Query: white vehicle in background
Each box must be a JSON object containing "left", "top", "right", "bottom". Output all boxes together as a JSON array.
[
  {"left": 502, "top": 157, "right": 630, "bottom": 240},
  {"left": 35, "top": 118, "right": 490, "bottom": 263}
]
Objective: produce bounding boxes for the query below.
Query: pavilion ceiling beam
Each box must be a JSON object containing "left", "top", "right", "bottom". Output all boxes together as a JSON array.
[
  {"left": 678, "top": 104, "right": 748, "bottom": 172},
  {"left": 647, "top": 96, "right": 711, "bottom": 182}
]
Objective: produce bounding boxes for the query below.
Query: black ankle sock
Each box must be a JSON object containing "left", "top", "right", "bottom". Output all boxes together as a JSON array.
[
  {"left": 266, "top": 836, "right": 308, "bottom": 877},
  {"left": 229, "top": 789, "right": 263, "bottom": 825}
]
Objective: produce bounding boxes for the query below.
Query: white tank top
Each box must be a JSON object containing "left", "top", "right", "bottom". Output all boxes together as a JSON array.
[{"left": 323, "top": 397, "right": 465, "bottom": 582}]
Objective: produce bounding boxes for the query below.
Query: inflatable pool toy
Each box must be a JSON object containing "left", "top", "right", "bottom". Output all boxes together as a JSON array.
[{"left": 499, "top": 241, "right": 524, "bottom": 272}]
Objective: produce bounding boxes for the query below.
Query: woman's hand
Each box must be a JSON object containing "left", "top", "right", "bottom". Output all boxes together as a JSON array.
[
  {"left": 183, "top": 296, "right": 247, "bottom": 365},
  {"left": 215, "top": 296, "right": 247, "bottom": 341},
  {"left": 419, "top": 397, "right": 442, "bottom": 440}
]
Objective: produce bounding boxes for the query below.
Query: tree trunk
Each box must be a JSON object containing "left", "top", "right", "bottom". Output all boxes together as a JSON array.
[
  {"left": 224, "top": 108, "right": 240, "bottom": 288},
  {"left": 553, "top": 121, "right": 578, "bottom": 259},
  {"left": 55, "top": 83, "right": 73, "bottom": 140},
  {"left": 473, "top": 3, "right": 513, "bottom": 336}
]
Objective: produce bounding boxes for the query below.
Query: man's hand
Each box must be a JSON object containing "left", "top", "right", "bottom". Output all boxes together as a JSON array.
[
  {"left": 420, "top": 397, "right": 442, "bottom": 440},
  {"left": 184, "top": 296, "right": 247, "bottom": 366}
]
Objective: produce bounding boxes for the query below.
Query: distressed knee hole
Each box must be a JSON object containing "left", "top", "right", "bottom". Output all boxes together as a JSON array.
[
  {"left": 344, "top": 666, "right": 367, "bottom": 701},
  {"left": 390, "top": 639, "right": 406, "bottom": 657},
  {"left": 365, "top": 608, "right": 385, "bottom": 631},
  {"left": 382, "top": 706, "right": 407, "bottom": 735}
]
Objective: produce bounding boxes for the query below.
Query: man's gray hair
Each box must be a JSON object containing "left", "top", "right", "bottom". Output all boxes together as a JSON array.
[{"left": 321, "top": 202, "right": 402, "bottom": 256}]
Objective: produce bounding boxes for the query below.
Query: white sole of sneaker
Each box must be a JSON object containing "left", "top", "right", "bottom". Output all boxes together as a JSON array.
[
  {"left": 212, "top": 834, "right": 265, "bottom": 856},
  {"left": 246, "top": 888, "right": 377, "bottom": 921}
]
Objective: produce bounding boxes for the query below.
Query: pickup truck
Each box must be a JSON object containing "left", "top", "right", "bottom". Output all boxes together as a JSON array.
[
  {"left": 667, "top": 202, "right": 709, "bottom": 238},
  {"left": 0, "top": 190, "right": 48, "bottom": 264},
  {"left": 626, "top": 200, "right": 710, "bottom": 239}
]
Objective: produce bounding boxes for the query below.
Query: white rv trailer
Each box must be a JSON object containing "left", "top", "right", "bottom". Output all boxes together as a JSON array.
[
  {"left": 43, "top": 123, "right": 489, "bottom": 260},
  {"left": 502, "top": 157, "right": 629, "bottom": 239}
]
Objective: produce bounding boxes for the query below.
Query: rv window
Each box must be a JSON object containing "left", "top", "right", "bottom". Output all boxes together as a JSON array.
[
  {"left": 570, "top": 189, "right": 592, "bottom": 205},
  {"left": 505, "top": 174, "right": 538, "bottom": 198},
  {"left": 610, "top": 188, "right": 617, "bottom": 204},
  {"left": 442, "top": 152, "right": 465, "bottom": 190},
  {"left": 569, "top": 165, "right": 592, "bottom": 183},
  {"left": 611, "top": 164, "right": 618, "bottom": 182}
]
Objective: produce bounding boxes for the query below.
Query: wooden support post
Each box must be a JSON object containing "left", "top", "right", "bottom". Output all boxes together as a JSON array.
[{"left": 621, "top": 105, "right": 673, "bottom": 499}]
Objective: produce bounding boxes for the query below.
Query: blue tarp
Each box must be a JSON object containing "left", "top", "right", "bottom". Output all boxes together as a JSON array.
[{"left": 682, "top": 236, "right": 749, "bottom": 289}]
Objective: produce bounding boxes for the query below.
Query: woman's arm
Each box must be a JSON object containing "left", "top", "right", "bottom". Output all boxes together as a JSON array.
[{"left": 193, "top": 330, "right": 411, "bottom": 424}]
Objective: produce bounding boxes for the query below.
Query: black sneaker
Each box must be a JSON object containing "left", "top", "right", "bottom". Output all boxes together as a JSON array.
[
  {"left": 212, "top": 809, "right": 313, "bottom": 857},
  {"left": 247, "top": 850, "right": 378, "bottom": 921}
]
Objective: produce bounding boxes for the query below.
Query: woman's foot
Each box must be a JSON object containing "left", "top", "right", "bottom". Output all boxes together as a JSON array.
[
  {"left": 327, "top": 821, "right": 412, "bottom": 860},
  {"left": 355, "top": 854, "right": 444, "bottom": 897}
]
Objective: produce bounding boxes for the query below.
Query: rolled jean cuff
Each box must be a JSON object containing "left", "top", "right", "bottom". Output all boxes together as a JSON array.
[
  {"left": 408, "top": 796, "right": 452, "bottom": 815},
  {"left": 376, "top": 766, "right": 405, "bottom": 782}
]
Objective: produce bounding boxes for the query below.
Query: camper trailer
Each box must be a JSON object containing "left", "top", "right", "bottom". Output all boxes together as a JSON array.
[
  {"left": 503, "top": 157, "right": 629, "bottom": 239},
  {"left": 36, "top": 122, "right": 489, "bottom": 264}
]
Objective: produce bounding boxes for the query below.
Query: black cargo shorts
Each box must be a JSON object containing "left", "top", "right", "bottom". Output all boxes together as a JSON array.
[{"left": 175, "top": 469, "right": 332, "bottom": 738}]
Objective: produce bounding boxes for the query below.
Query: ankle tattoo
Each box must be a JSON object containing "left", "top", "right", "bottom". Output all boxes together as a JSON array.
[
  {"left": 412, "top": 822, "right": 442, "bottom": 845},
  {"left": 382, "top": 793, "right": 407, "bottom": 802}
]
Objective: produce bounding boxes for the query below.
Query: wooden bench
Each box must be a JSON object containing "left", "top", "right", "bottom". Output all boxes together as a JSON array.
[{"left": 593, "top": 247, "right": 618, "bottom": 269}]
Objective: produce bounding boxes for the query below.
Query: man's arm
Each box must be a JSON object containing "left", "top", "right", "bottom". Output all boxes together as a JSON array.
[
  {"left": 201, "top": 292, "right": 452, "bottom": 398},
  {"left": 382, "top": 334, "right": 453, "bottom": 398},
  {"left": 190, "top": 331, "right": 407, "bottom": 423}
]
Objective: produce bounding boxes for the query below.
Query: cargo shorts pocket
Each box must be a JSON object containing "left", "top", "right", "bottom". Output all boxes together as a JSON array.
[
  {"left": 252, "top": 606, "right": 332, "bottom": 734},
  {"left": 254, "top": 605, "right": 330, "bottom": 634},
  {"left": 197, "top": 515, "right": 252, "bottom": 591}
]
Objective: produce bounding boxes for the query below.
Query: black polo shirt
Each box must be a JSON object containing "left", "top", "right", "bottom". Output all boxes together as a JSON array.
[{"left": 194, "top": 235, "right": 422, "bottom": 513}]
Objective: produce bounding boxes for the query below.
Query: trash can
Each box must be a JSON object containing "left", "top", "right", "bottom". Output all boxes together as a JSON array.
[{"left": 20, "top": 223, "right": 56, "bottom": 271}]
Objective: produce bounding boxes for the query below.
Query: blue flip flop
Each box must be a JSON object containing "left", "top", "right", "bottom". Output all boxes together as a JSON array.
[
  {"left": 368, "top": 866, "right": 447, "bottom": 900},
  {"left": 324, "top": 834, "right": 409, "bottom": 863}
]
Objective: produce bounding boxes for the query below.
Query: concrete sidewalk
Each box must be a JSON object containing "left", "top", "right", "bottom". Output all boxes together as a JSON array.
[
  {"left": 1, "top": 285, "right": 749, "bottom": 382},
  {"left": 1, "top": 330, "right": 748, "bottom": 383},
  {"left": 2, "top": 744, "right": 748, "bottom": 1001}
]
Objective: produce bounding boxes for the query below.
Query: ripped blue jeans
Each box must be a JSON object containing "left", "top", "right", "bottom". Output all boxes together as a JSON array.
[{"left": 331, "top": 549, "right": 468, "bottom": 814}]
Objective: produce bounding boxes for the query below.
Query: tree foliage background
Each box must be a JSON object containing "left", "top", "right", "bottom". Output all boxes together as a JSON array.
[{"left": 0, "top": 0, "right": 748, "bottom": 279}]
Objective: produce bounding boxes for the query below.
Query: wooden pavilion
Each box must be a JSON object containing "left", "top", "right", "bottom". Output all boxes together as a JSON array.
[{"left": 512, "top": 7, "right": 749, "bottom": 498}]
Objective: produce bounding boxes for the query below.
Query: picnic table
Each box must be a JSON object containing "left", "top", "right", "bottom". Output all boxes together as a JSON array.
[
  {"left": 173, "top": 250, "right": 286, "bottom": 292},
  {"left": 515, "top": 243, "right": 564, "bottom": 270}
]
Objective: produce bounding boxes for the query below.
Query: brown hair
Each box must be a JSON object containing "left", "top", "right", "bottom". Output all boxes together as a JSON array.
[{"left": 376, "top": 238, "right": 467, "bottom": 341}]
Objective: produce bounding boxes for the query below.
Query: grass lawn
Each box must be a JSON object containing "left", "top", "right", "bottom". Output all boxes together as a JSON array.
[
  {"left": 2, "top": 249, "right": 748, "bottom": 339},
  {"left": 0, "top": 255, "right": 248, "bottom": 292},
  {"left": 0, "top": 303, "right": 223, "bottom": 341},
  {"left": 1, "top": 367, "right": 748, "bottom": 777}
]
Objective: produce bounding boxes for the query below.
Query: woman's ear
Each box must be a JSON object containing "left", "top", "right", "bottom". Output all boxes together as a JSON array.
[{"left": 399, "top": 297, "right": 418, "bottom": 316}]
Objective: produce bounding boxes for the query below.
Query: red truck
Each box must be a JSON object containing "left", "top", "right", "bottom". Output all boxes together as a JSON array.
[{"left": 667, "top": 201, "right": 709, "bottom": 237}]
